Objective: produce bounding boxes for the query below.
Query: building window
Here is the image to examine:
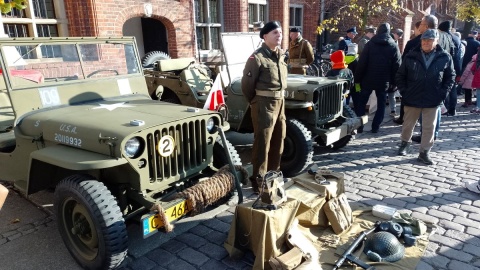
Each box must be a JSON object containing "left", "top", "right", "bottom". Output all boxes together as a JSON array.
[
  {"left": 1, "top": 0, "right": 67, "bottom": 58},
  {"left": 248, "top": 1, "right": 267, "bottom": 31},
  {"left": 194, "top": 0, "right": 221, "bottom": 50},
  {"left": 289, "top": 5, "right": 303, "bottom": 32}
]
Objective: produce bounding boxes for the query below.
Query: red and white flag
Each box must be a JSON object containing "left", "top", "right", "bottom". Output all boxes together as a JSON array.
[{"left": 203, "top": 74, "right": 225, "bottom": 111}]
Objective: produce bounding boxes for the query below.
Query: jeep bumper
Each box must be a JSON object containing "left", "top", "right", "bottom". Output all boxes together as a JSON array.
[{"left": 321, "top": 115, "right": 368, "bottom": 146}]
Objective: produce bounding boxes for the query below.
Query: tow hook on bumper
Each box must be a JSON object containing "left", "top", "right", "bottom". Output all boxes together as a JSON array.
[{"left": 322, "top": 116, "right": 367, "bottom": 146}]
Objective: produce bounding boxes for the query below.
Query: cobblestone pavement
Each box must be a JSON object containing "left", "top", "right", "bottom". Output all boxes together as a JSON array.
[
  {"left": 121, "top": 98, "right": 480, "bottom": 270},
  {"left": 1, "top": 98, "right": 479, "bottom": 270}
]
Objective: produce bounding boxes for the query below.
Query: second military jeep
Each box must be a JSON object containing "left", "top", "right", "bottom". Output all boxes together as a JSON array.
[
  {"left": 144, "top": 33, "right": 367, "bottom": 177},
  {"left": 0, "top": 37, "right": 244, "bottom": 269}
]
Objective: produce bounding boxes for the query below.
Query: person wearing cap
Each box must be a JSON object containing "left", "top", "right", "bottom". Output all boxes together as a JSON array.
[
  {"left": 462, "top": 30, "right": 480, "bottom": 72},
  {"left": 358, "top": 27, "right": 376, "bottom": 55},
  {"left": 325, "top": 50, "right": 353, "bottom": 85},
  {"left": 241, "top": 20, "right": 287, "bottom": 192},
  {"left": 338, "top": 27, "right": 358, "bottom": 53},
  {"left": 438, "top": 20, "right": 462, "bottom": 116},
  {"left": 287, "top": 27, "right": 314, "bottom": 75},
  {"left": 392, "top": 29, "right": 404, "bottom": 43},
  {"left": 396, "top": 29, "right": 455, "bottom": 165},
  {"left": 354, "top": 23, "right": 401, "bottom": 133}
]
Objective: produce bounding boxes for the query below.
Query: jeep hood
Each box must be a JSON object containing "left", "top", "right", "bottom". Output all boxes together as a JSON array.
[{"left": 17, "top": 95, "right": 219, "bottom": 156}]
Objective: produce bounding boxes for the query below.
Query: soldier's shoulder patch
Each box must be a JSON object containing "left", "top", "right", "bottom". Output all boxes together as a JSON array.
[
  {"left": 247, "top": 71, "right": 252, "bottom": 77},
  {"left": 249, "top": 54, "right": 255, "bottom": 59}
]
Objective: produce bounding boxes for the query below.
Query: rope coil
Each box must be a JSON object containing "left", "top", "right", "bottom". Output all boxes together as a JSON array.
[{"left": 176, "top": 165, "right": 248, "bottom": 215}]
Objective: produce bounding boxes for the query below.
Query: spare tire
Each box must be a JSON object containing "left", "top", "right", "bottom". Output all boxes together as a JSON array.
[{"left": 142, "top": 51, "right": 171, "bottom": 69}]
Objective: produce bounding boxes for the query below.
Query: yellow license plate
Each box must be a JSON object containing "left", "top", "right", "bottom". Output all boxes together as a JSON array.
[{"left": 142, "top": 200, "right": 190, "bottom": 238}]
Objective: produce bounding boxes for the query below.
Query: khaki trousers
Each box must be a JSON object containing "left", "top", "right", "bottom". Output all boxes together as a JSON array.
[
  {"left": 250, "top": 96, "right": 286, "bottom": 180},
  {"left": 401, "top": 106, "right": 438, "bottom": 152}
]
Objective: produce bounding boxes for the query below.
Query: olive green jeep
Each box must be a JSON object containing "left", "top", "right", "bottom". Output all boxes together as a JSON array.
[
  {"left": 144, "top": 33, "right": 368, "bottom": 177},
  {"left": 0, "top": 37, "right": 244, "bottom": 269}
]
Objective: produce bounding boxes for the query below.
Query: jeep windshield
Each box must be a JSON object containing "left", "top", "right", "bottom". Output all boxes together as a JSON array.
[{"left": 0, "top": 37, "right": 141, "bottom": 91}]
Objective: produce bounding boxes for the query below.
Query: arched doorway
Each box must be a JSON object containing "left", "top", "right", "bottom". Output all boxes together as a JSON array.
[{"left": 122, "top": 17, "right": 168, "bottom": 58}]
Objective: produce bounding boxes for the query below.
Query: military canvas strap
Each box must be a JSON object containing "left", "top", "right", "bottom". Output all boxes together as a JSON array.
[{"left": 298, "top": 39, "right": 304, "bottom": 61}]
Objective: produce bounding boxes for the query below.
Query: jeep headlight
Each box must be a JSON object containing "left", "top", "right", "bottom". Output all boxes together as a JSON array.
[
  {"left": 124, "top": 137, "right": 143, "bottom": 158},
  {"left": 206, "top": 117, "right": 216, "bottom": 133}
]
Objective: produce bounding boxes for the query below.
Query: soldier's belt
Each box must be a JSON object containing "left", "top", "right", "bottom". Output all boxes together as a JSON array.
[
  {"left": 289, "top": 58, "right": 307, "bottom": 64},
  {"left": 256, "top": 89, "right": 286, "bottom": 98}
]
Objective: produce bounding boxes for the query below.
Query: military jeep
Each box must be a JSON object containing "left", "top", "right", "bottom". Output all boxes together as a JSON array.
[
  {"left": 0, "top": 37, "right": 244, "bottom": 269},
  {"left": 144, "top": 33, "right": 367, "bottom": 177}
]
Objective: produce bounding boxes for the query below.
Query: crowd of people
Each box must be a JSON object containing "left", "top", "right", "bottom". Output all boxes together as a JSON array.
[
  {"left": 242, "top": 17, "right": 480, "bottom": 194},
  {"left": 327, "top": 15, "right": 480, "bottom": 192}
]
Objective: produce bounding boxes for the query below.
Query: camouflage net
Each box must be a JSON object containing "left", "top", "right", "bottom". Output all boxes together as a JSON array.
[{"left": 176, "top": 165, "right": 248, "bottom": 216}]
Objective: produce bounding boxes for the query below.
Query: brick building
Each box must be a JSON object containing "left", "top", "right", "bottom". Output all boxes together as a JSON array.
[
  {"left": 0, "top": 0, "right": 459, "bottom": 62},
  {"left": 0, "top": 0, "right": 320, "bottom": 62}
]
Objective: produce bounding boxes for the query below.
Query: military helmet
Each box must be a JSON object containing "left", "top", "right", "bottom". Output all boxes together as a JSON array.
[{"left": 363, "top": 231, "right": 405, "bottom": 262}]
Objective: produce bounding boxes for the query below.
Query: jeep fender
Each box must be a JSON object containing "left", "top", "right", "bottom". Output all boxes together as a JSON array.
[
  {"left": 30, "top": 145, "right": 127, "bottom": 170},
  {"left": 27, "top": 145, "right": 128, "bottom": 194}
]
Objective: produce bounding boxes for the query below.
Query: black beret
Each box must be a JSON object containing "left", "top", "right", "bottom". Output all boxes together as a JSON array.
[
  {"left": 260, "top": 21, "right": 281, "bottom": 39},
  {"left": 290, "top": 27, "right": 301, "bottom": 33}
]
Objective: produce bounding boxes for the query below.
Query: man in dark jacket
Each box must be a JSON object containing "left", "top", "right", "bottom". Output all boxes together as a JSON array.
[
  {"left": 462, "top": 31, "right": 480, "bottom": 71},
  {"left": 394, "top": 18, "right": 432, "bottom": 125},
  {"left": 438, "top": 20, "right": 461, "bottom": 116},
  {"left": 396, "top": 29, "right": 455, "bottom": 165},
  {"left": 354, "top": 23, "right": 401, "bottom": 133}
]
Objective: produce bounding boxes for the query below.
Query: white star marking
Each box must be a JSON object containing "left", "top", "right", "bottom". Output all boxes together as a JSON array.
[{"left": 92, "top": 102, "right": 133, "bottom": 111}]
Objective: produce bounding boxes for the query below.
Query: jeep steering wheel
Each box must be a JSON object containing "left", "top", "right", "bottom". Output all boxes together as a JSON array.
[{"left": 86, "top": 69, "right": 119, "bottom": 78}]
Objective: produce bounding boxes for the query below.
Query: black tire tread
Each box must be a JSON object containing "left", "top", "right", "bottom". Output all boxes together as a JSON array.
[
  {"left": 211, "top": 136, "right": 242, "bottom": 171},
  {"left": 54, "top": 175, "right": 128, "bottom": 270},
  {"left": 281, "top": 118, "right": 313, "bottom": 177}
]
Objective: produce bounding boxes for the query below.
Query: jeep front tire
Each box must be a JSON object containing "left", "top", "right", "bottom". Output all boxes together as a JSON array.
[
  {"left": 281, "top": 118, "right": 313, "bottom": 177},
  {"left": 210, "top": 136, "right": 242, "bottom": 171},
  {"left": 54, "top": 175, "right": 128, "bottom": 270}
]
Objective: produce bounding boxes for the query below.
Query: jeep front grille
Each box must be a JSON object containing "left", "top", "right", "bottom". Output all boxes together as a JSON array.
[
  {"left": 146, "top": 120, "right": 207, "bottom": 182},
  {"left": 316, "top": 83, "right": 343, "bottom": 123}
]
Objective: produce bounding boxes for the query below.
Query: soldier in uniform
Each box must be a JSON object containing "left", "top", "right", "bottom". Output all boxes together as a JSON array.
[
  {"left": 241, "top": 20, "right": 288, "bottom": 192},
  {"left": 287, "top": 27, "right": 314, "bottom": 75}
]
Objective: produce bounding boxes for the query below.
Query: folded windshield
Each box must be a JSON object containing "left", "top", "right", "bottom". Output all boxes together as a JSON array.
[{"left": 0, "top": 39, "right": 141, "bottom": 90}]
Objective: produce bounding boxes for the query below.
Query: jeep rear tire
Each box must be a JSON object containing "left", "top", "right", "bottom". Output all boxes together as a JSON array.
[
  {"left": 54, "top": 175, "right": 128, "bottom": 270},
  {"left": 210, "top": 136, "right": 242, "bottom": 171},
  {"left": 281, "top": 118, "right": 313, "bottom": 177},
  {"left": 142, "top": 51, "right": 171, "bottom": 69}
]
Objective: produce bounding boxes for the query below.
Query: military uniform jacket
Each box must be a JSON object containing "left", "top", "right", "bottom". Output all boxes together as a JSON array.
[
  {"left": 288, "top": 37, "right": 314, "bottom": 66},
  {"left": 241, "top": 43, "right": 288, "bottom": 103}
]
